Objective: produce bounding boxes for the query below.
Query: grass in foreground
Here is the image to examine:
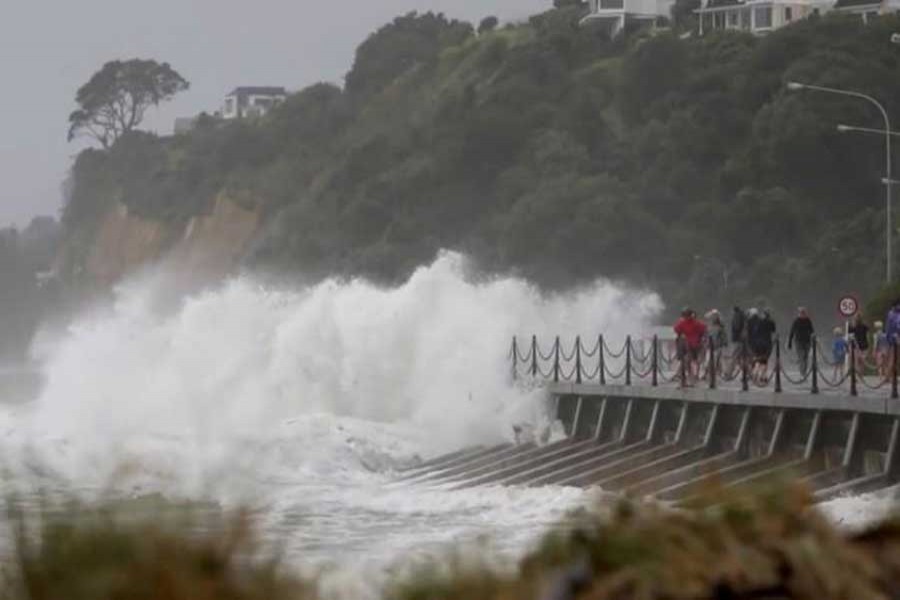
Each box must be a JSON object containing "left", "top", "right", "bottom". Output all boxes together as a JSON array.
[{"left": 1, "top": 483, "right": 899, "bottom": 600}]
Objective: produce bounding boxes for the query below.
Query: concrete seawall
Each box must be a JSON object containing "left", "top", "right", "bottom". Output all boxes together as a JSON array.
[{"left": 403, "top": 384, "right": 900, "bottom": 502}]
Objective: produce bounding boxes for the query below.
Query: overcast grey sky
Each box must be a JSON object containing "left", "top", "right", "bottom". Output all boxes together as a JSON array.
[{"left": 0, "top": 0, "right": 549, "bottom": 227}]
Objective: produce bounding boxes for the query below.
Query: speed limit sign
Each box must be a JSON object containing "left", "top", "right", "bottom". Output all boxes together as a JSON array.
[{"left": 838, "top": 295, "right": 859, "bottom": 318}]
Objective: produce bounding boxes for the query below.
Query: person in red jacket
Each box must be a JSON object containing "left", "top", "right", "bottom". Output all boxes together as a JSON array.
[{"left": 674, "top": 308, "right": 707, "bottom": 386}]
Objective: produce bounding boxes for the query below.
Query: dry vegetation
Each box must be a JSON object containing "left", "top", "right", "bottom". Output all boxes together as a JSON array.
[{"left": 2, "top": 483, "right": 899, "bottom": 600}]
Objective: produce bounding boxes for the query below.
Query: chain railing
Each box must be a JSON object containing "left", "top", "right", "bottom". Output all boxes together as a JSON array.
[{"left": 510, "top": 333, "right": 900, "bottom": 399}]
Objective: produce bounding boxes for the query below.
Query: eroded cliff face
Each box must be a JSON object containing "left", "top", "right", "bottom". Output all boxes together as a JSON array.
[{"left": 61, "top": 195, "right": 260, "bottom": 289}]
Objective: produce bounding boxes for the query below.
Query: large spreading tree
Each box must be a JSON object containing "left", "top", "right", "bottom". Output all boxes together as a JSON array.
[{"left": 68, "top": 59, "right": 189, "bottom": 149}]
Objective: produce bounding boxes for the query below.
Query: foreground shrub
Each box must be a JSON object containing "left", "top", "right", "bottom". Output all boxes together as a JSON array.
[
  {"left": 2, "top": 483, "right": 900, "bottom": 600},
  {"left": 1, "top": 498, "right": 315, "bottom": 600},
  {"left": 390, "top": 482, "right": 900, "bottom": 600}
]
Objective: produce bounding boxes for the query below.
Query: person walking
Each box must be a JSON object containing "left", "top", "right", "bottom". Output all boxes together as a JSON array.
[
  {"left": 731, "top": 306, "right": 746, "bottom": 345},
  {"left": 674, "top": 308, "right": 707, "bottom": 387},
  {"left": 887, "top": 299, "right": 900, "bottom": 345},
  {"left": 706, "top": 309, "right": 728, "bottom": 374},
  {"left": 832, "top": 327, "right": 848, "bottom": 381},
  {"left": 787, "top": 307, "right": 814, "bottom": 375},
  {"left": 746, "top": 308, "right": 770, "bottom": 384},
  {"left": 848, "top": 313, "right": 870, "bottom": 375}
]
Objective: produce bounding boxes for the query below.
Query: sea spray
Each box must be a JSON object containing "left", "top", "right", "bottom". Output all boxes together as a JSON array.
[
  {"left": 0, "top": 252, "right": 657, "bottom": 595},
  {"left": 21, "top": 252, "right": 660, "bottom": 488}
]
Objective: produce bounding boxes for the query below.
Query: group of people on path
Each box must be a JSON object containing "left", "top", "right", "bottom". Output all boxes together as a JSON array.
[
  {"left": 673, "top": 306, "right": 777, "bottom": 386},
  {"left": 673, "top": 301, "right": 900, "bottom": 387}
]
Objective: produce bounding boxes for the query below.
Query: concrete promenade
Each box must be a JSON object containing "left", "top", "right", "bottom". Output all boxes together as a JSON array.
[{"left": 398, "top": 337, "right": 900, "bottom": 504}]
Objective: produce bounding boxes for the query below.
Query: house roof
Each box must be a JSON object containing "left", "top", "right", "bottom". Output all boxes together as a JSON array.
[
  {"left": 226, "top": 86, "right": 287, "bottom": 97},
  {"left": 705, "top": 0, "right": 744, "bottom": 8},
  {"left": 833, "top": 0, "right": 880, "bottom": 7}
]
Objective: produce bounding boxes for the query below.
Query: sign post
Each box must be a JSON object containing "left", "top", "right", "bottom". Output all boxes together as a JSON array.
[{"left": 838, "top": 295, "right": 860, "bottom": 374}]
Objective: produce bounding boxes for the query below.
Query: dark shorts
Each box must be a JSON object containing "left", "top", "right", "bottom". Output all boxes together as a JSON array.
[
  {"left": 684, "top": 345, "right": 702, "bottom": 361},
  {"left": 750, "top": 343, "right": 771, "bottom": 365}
]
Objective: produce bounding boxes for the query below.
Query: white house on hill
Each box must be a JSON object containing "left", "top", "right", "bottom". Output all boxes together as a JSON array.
[
  {"left": 222, "top": 87, "right": 287, "bottom": 120},
  {"left": 695, "top": 0, "right": 819, "bottom": 35},
  {"left": 580, "top": 0, "right": 900, "bottom": 36},
  {"left": 581, "top": 0, "right": 675, "bottom": 35},
  {"left": 695, "top": 0, "right": 900, "bottom": 34}
]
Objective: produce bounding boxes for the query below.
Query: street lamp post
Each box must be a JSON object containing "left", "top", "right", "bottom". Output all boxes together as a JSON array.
[{"left": 787, "top": 81, "right": 893, "bottom": 284}]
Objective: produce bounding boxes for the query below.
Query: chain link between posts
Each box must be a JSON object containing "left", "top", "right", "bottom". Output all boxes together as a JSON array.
[{"left": 512, "top": 334, "right": 900, "bottom": 398}]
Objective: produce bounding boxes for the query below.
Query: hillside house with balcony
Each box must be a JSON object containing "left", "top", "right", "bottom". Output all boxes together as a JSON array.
[
  {"left": 222, "top": 87, "right": 287, "bottom": 120},
  {"left": 831, "top": 0, "right": 900, "bottom": 22},
  {"left": 695, "top": 0, "right": 819, "bottom": 34},
  {"left": 581, "top": 0, "right": 675, "bottom": 36}
]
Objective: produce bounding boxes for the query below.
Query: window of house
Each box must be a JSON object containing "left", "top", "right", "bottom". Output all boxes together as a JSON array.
[
  {"left": 224, "top": 98, "right": 234, "bottom": 114},
  {"left": 864, "top": 10, "right": 878, "bottom": 22},
  {"left": 714, "top": 12, "right": 725, "bottom": 27},
  {"left": 785, "top": 6, "right": 793, "bottom": 20},
  {"left": 600, "top": 0, "right": 625, "bottom": 10},
  {"left": 754, "top": 6, "right": 772, "bottom": 27},
  {"left": 253, "top": 97, "right": 273, "bottom": 108},
  {"left": 741, "top": 8, "right": 752, "bottom": 27},
  {"left": 728, "top": 11, "right": 738, "bottom": 26}
]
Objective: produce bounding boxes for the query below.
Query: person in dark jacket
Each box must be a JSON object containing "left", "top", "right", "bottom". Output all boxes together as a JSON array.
[
  {"left": 747, "top": 309, "right": 776, "bottom": 383},
  {"left": 849, "top": 313, "right": 870, "bottom": 374},
  {"left": 731, "top": 306, "right": 747, "bottom": 373},
  {"left": 731, "top": 306, "right": 746, "bottom": 345},
  {"left": 787, "top": 307, "right": 814, "bottom": 374}
]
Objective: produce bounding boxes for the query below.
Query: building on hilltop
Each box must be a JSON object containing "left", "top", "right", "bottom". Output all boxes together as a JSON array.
[
  {"left": 695, "top": 0, "right": 900, "bottom": 34},
  {"left": 695, "top": 0, "right": 818, "bottom": 35},
  {"left": 831, "top": 0, "right": 900, "bottom": 22},
  {"left": 222, "top": 87, "right": 287, "bottom": 120},
  {"left": 174, "top": 116, "right": 199, "bottom": 134},
  {"left": 581, "top": 0, "right": 675, "bottom": 36}
]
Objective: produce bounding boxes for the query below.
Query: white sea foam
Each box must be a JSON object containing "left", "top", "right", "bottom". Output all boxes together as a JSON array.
[
  {"left": 0, "top": 252, "right": 661, "bottom": 597},
  {"left": 819, "top": 487, "right": 899, "bottom": 530}
]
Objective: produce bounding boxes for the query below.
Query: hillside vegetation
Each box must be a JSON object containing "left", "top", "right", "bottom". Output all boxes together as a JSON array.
[{"left": 64, "top": 7, "right": 900, "bottom": 318}]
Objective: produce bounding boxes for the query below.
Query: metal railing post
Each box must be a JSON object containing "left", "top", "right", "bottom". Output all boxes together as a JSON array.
[
  {"left": 599, "top": 334, "right": 606, "bottom": 385},
  {"left": 708, "top": 336, "right": 716, "bottom": 390},
  {"left": 850, "top": 339, "right": 858, "bottom": 397},
  {"left": 741, "top": 343, "right": 749, "bottom": 392},
  {"left": 553, "top": 336, "right": 560, "bottom": 383},
  {"left": 625, "top": 335, "right": 632, "bottom": 386},
  {"left": 811, "top": 335, "right": 820, "bottom": 395},
  {"left": 575, "top": 335, "right": 582, "bottom": 384},
  {"left": 774, "top": 336, "right": 782, "bottom": 393},
  {"left": 652, "top": 335, "right": 659, "bottom": 387},
  {"left": 531, "top": 335, "right": 538, "bottom": 378},
  {"left": 893, "top": 340, "right": 899, "bottom": 400},
  {"left": 679, "top": 335, "right": 687, "bottom": 388}
]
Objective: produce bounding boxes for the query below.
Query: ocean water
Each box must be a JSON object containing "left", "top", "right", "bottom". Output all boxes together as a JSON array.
[
  {"left": 0, "top": 253, "right": 661, "bottom": 597},
  {"left": 0, "top": 252, "right": 891, "bottom": 597}
]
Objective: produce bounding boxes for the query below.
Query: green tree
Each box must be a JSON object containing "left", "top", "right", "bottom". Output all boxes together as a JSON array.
[
  {"left": 478, "top": 16, "right": 499, "bottom": 34},
  {"left": 68, "top": 59, "right": 189, "bottom": 149},
  {"left": 345, "top": 12, "right": 473, "bottom": 100}
]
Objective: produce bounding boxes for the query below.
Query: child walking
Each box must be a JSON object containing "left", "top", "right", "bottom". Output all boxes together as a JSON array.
[{"left": 832, "top": 327, "right": 848, "bottom": 381}]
